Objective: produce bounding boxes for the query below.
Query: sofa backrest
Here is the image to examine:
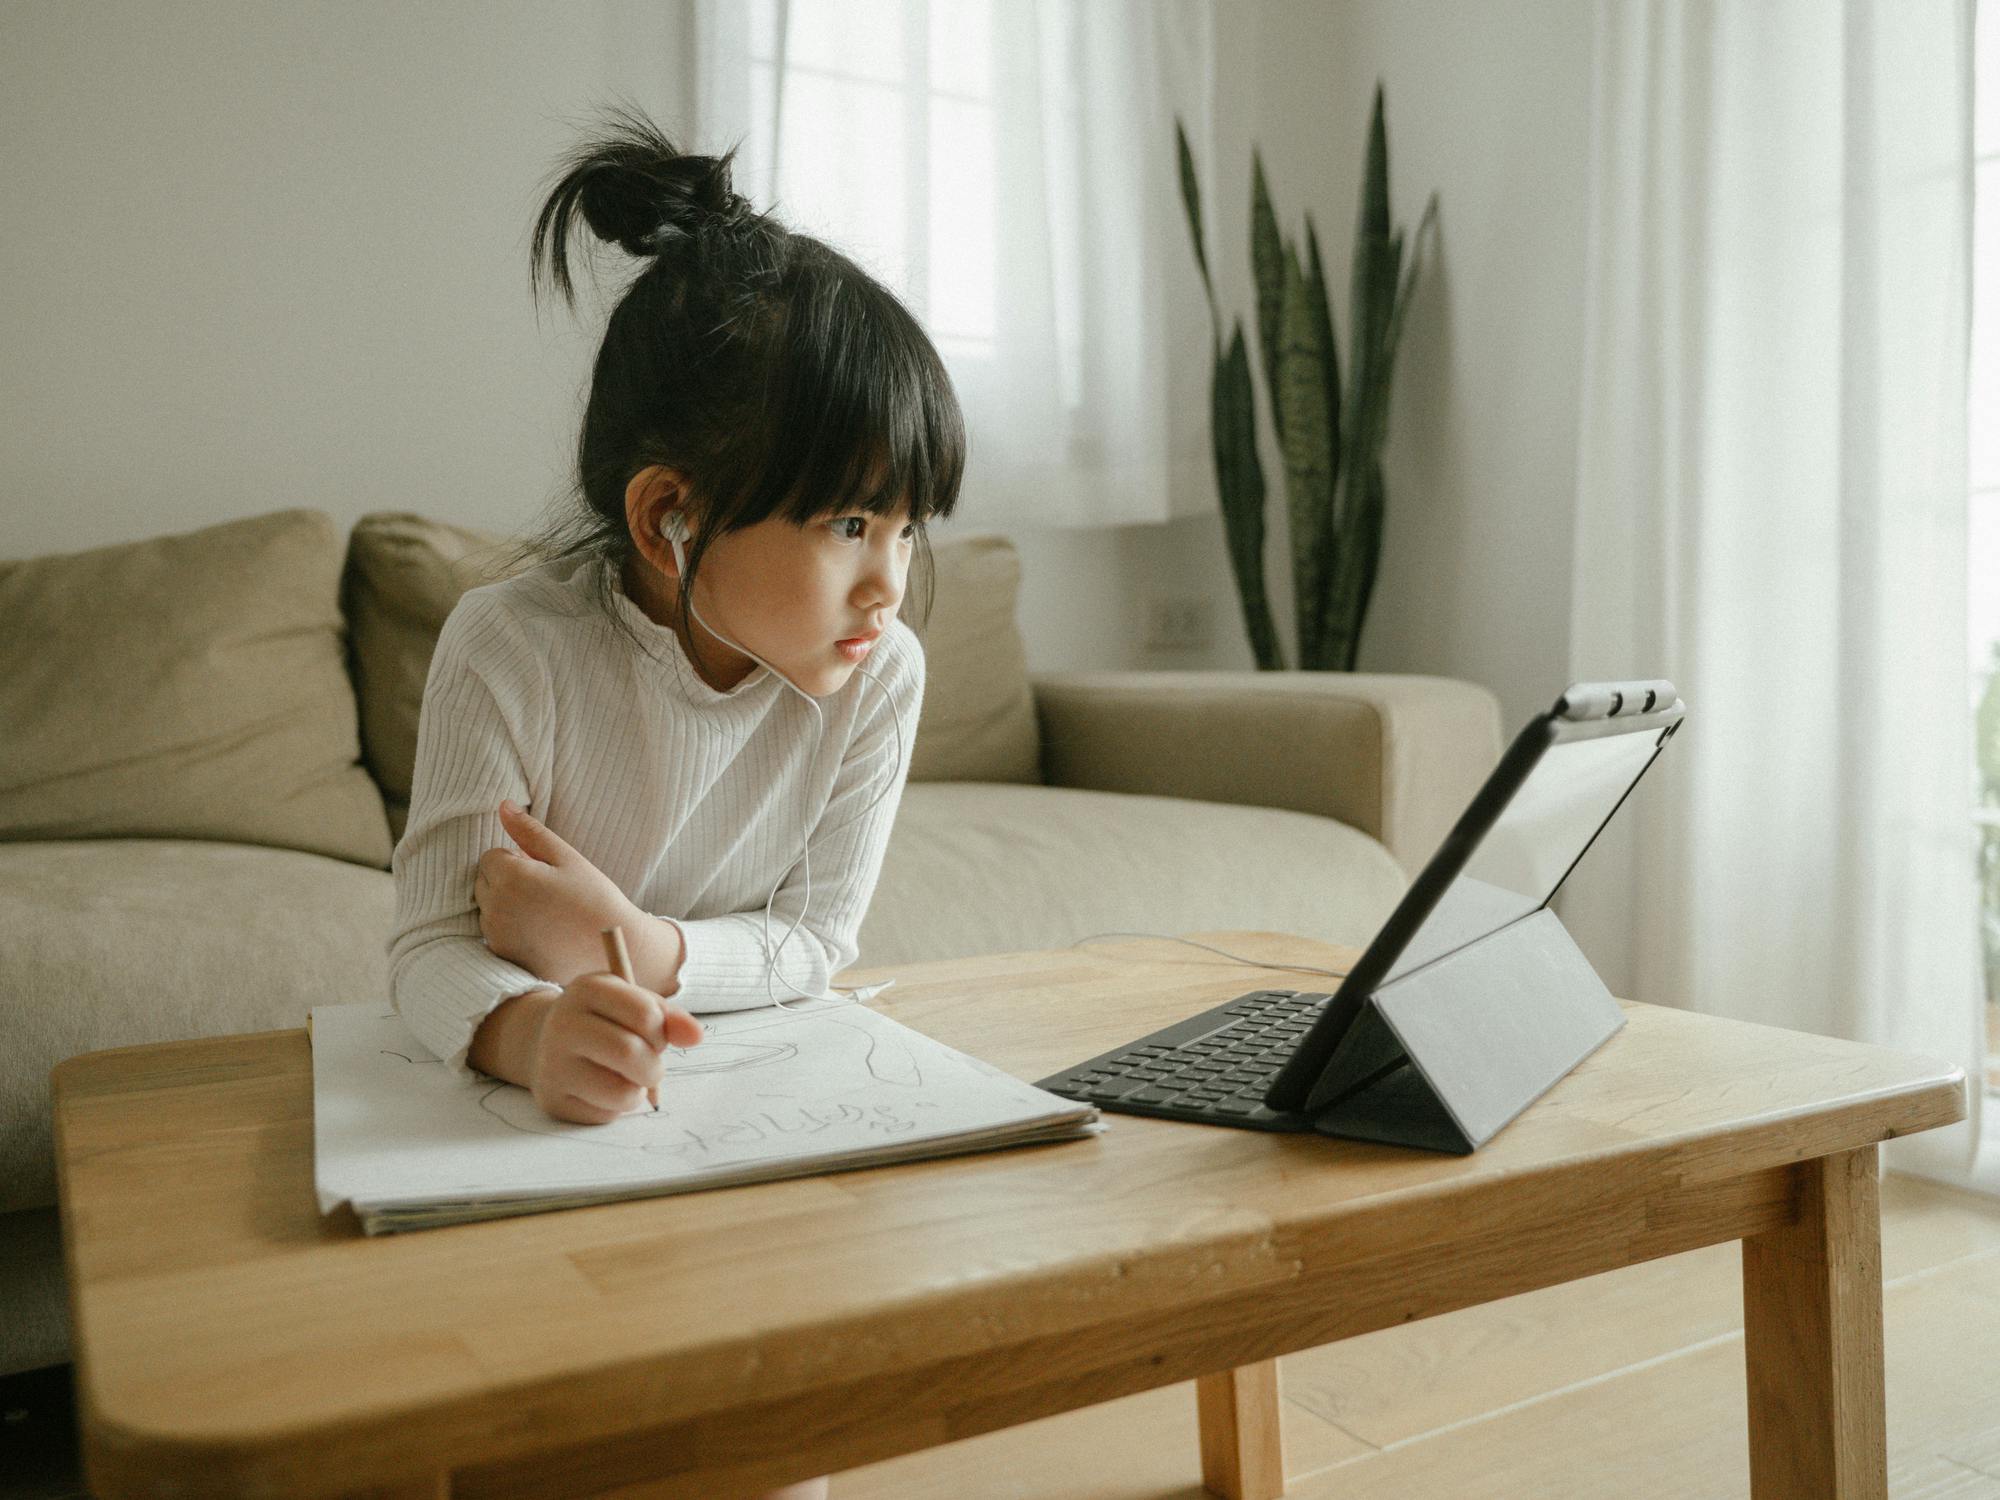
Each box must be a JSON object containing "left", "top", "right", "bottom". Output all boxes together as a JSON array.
[
  {"left": 896, "top": 529, "right": 1041, "bottom": 786},
  {"left": 342, "top": 513, "right": 1043, "bottom": 842},
  {"left": 0, "top": 509, "right": 395, "bottom": 867},
  {"left": 0, "top": 507, "right": 1046, "bottom": 867}
]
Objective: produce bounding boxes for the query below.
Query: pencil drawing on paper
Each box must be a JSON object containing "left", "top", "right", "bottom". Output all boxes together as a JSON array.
[
  {"left": 314, "top": 996, "right": 1096, "bottom": 1226},
  {"left": 462, "top": 1006, "right": 938, "bottom": 1157}
]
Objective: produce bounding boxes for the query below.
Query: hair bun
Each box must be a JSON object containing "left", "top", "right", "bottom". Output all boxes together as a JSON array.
[
  {"left": 532, "top": 102, "right": 769, "bottom": 309},
  {"left": 591, "top": 152, "right": 752, "bottom": 256},
  {"left": 564, "top": 105, "right": 756, "bottom": 257}
]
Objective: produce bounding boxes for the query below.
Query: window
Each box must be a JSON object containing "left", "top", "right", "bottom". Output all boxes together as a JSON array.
[
  {"left": 743, "top": 0, "right": 999, "bottom": 359},
  {"left": 708, "top": 0, "right": 1209, "bottom": 528},
  {"left": 1974, "top": 0, "right": 1998, "bottom": 1096}
]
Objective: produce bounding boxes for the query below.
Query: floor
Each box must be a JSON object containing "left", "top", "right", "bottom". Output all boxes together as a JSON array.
[{"left": 7, "top": 1172, "right": 1999, "bottom": 1500}]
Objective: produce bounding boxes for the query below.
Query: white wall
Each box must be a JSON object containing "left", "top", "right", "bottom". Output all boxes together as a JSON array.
[
  {"left": 1, "top": 0, "right": 1595, "bottom": 732},
  {"left": 0, "top": 1, "right": 683, "bottom": 556}
]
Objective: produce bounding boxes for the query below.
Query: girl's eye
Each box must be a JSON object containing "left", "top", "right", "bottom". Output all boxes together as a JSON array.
[{"left": 832, "top": 516, "right": 917, "bottom": 542}]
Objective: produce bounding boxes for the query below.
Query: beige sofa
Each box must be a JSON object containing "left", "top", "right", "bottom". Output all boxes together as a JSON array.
[{"left": 0, "top": 509, "right": 1502, "bottom": 1377}]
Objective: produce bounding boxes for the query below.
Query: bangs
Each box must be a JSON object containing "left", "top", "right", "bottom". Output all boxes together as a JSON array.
[{"left": 744, "top": 262, "right": 966, "bottom": 529}]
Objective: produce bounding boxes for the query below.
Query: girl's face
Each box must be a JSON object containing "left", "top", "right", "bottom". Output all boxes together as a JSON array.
[{"left": 663, "top": 497, "right": 916, "bottom": 699}]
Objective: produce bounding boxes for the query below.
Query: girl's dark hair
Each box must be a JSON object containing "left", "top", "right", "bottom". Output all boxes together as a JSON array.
[{"left": 517, "top": 100, "right": 966, "bottom": 669}]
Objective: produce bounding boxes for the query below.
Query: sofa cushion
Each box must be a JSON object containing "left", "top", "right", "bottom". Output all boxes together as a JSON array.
[
  {"left": 0, "top": 839, "right": 395, "bottom": 1216},
  {"left": 856, "top": 781, "right": 1407, "bottom": 969},
  {"left": 343, "top": 513, "right": 531, "bottom": 841},
  {"left": 903, "top": 535, "right": 1040, "bottom": 785},
  {"left": 341, "top": 520, "right": 1042, "bottom": 832},
  {"left": 0, "top": 510, "right": 392, "bottom": 868}
]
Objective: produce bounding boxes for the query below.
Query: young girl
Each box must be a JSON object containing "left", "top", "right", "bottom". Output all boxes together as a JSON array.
[{"left": 388, "top": 109, "right": 962, "bottom": 1497}]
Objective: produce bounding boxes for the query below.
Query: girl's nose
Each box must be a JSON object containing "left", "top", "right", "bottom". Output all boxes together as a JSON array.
[{"left": 860, "top": 557, "right": 904, "bottom": 609}]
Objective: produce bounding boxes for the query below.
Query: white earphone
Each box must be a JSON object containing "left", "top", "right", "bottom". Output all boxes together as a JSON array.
[{"left": 657, "top": 510, "right": 903, "bottom": 1010}]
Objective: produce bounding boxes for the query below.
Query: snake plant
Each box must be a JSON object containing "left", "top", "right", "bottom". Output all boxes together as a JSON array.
[{"left": 1177, "top": 85, "right": 1436, "bottom": 671}]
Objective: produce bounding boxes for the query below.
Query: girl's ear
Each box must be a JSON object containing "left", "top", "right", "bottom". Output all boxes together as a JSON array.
[{"left": 624, "top": 466, "right": 688, "bottom": 578}]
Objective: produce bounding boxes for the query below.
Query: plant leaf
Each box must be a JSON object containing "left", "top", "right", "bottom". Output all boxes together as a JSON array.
[
  {"left": 1350, "top": 83, "right": 1393, "bottom": 402},
  {"left": 1302, "top": 212, "right": 1341, "bottom": 519},
  {"left": 1175, "top": 117, "right": 1217, "bottom": 331},
  {"left": 1381, "top": 193, "right": 1439, "bottom": 392},
  {"left": 1320, "top": 454, "right": 1376, "bottom": 671},
  {"left": 1277, "top": 244, "right": 1335, "bottom": 669},
  {"left": 1214, "top": 323, "right": 1285, "bottom": 670},
  {"left": 1251, "top": 151, "right": 1287, "bottom": 443},
  {"left": 1294, "top": 83, "right": 1418, "bottom": 672},
  {"left": 1349, "top": 459, "right": 1385, "bottom": 669}
]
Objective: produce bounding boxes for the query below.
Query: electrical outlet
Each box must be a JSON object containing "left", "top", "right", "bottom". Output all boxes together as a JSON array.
[{"left": 1144, "top": 595, "right": 1214, "bottom": 652}]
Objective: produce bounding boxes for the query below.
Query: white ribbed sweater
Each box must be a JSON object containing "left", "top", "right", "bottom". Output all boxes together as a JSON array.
[{"left": 387, "top": 553, "right": 923, "bottom": 1082}]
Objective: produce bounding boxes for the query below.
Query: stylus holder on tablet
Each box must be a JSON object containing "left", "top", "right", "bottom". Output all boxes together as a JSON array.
[{"left": 1301, "top": 905, "right": 1625, "bottom": 1155}]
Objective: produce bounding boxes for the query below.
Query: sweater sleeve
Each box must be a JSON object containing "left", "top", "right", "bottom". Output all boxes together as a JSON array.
[
  {"left": 387, "top": 591, "right": 559, "bottom": 1082},
  {"left": 666, "top": 626, "right": 925, "bottom": 1013}
]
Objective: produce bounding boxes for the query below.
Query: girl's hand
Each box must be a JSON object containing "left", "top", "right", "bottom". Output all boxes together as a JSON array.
[
  {"left": 476, "top": 800, "right": 647, "bottom": 986},
  {"left": 530, "top": 972, "right": 704, "bottom": 1124}
]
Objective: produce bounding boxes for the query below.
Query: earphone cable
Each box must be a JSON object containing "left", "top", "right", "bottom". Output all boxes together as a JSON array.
[
  {"left": 1064, "top": 932, "right": 1352, "bottom": 982},
  {"left": 673, "top": 541, "right": 899, "bottom": 1011},
  {"left": 663, "top": 526, "right": 1340, "bottom": 1009}
]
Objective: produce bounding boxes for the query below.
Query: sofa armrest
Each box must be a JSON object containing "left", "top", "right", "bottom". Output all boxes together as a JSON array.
[{"left": 1031, "top": 671, "right": 1504, "bottom": 876}]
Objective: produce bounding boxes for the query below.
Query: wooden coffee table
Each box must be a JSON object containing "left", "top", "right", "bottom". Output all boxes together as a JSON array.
[{"left": 51, "top": 931, "right": 1965, "bottom": 1500}]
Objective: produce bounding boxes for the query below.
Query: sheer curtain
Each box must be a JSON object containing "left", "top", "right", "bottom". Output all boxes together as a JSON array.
[
  {"left": 692, "top": 0, "right": 1215, "bottom": 529},
  {"left": 1559, "top": 0, "right": 1987, "bottom": 1188}
]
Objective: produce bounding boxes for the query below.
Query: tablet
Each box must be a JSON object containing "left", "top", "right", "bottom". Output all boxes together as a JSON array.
[{"left": 1265, "top": 679, "right": 1686, "bottom": 1114}]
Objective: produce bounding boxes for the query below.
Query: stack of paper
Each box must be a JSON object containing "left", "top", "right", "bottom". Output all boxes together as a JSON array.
[{"left": 310, "top": 998, "right": 1102, "bottom": 1234}]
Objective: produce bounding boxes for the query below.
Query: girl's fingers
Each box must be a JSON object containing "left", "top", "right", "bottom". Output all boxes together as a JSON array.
[
  {"left": 660, "top": 1006, "right": 704, "bottom": 1048},
  {"left": 575, "top": 974, "right": 662, "bottom": 1037},
  {"left": 498, "top": 800, "right": 578, "bottom": 867},
  {"left": 575, "top": 974, "right": 701, "bottom": 1051},
  {"left": 573, "top": 981, "right": 684, "bottom": 1066},
  {"left": 559, "top": 1055, "right": 646, "bottom": 1114},
  {"left": 551, "top": 1093, "right": 618, "bottom": 1126},
  {"left": 574, "top": 1018, "right": 665, "bottom": 1091}
]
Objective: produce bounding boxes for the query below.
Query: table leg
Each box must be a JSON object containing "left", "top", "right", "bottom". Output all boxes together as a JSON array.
[
  {"left": 1196, "top": 1359, "right": 1284, "bottom": 1500},
  {"left": 1740, "top": 1146, "right": 1887, "bottom": 1499}
]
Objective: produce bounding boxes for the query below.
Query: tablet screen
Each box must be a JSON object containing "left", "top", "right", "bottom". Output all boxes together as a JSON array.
[{"left": 1380, "top": 725, "right": 1667, "bottom": 986}]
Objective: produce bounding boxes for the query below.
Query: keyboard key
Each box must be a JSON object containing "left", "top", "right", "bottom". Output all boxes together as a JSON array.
[
  {"left": 1211, "top": 1097, "right": 1264, "bottom": 1116},
  {"left": 1085, "top": 1078, "right": 1148, "bottom": 1101}
]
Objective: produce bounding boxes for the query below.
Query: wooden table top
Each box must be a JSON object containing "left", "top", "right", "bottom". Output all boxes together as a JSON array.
[{"left": 52, "top": 931, "right": 1966, "bottom": 1498}]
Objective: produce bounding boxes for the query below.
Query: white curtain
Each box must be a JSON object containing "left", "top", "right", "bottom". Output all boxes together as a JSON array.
[
  {"left": 692, "top": 0, "right": 1216, "bottom": 529},
  {"left": 1560, "top": 0, "right": 1988, "bottom": 1187}
]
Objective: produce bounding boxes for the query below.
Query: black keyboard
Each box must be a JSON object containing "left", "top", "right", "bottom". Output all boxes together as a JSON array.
[{"left": 1037, "top": 989, "right": 1334, "bottom": 1128}]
